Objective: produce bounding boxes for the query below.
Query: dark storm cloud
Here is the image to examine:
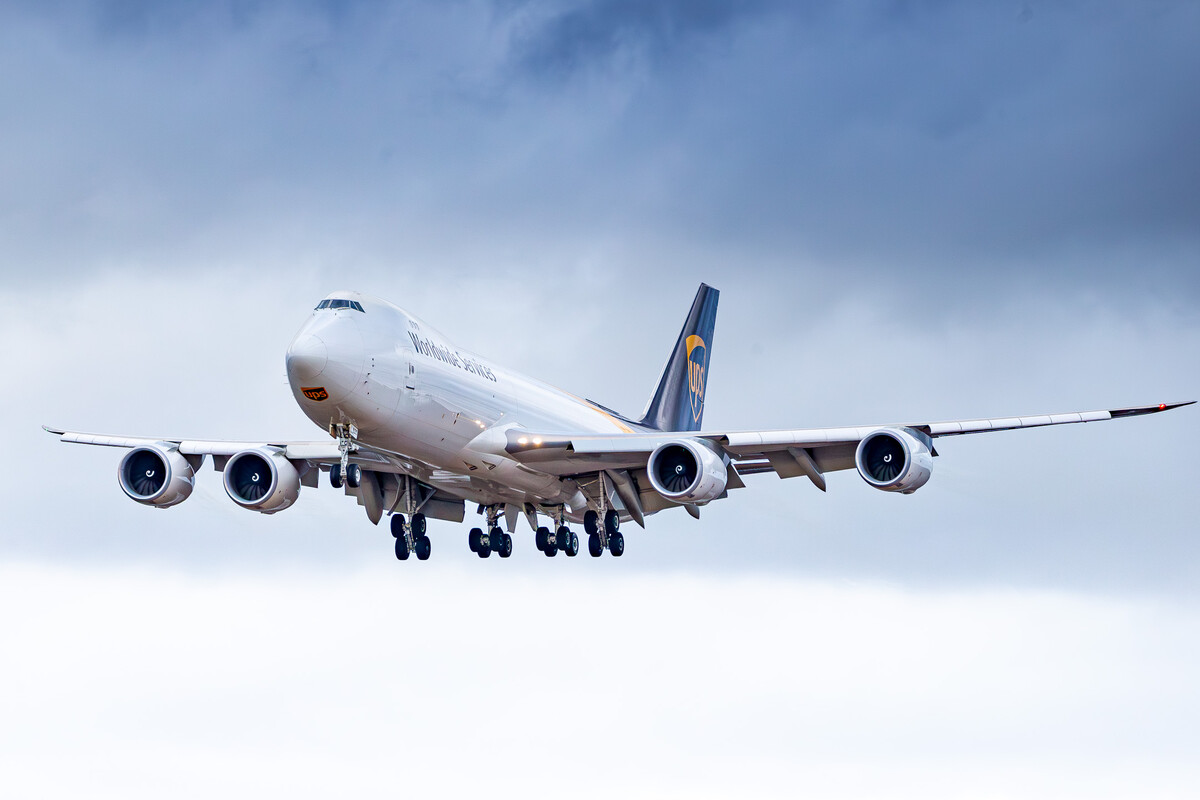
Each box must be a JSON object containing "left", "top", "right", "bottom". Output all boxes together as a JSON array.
[{"left": 2, "top": 0, "right": 1197, "bottom": 303}]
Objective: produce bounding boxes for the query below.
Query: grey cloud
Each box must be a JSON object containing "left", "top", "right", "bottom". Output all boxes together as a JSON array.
[{"left": 2, "top": 1, "right": 1196, "bottom": 305}]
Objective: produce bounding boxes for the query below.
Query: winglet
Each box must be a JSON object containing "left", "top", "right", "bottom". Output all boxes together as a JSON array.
[
  {"left": 1109, "top": 401, "right": 1195, "bottom": 418},
  {"left": 42, "top": 425, "right": 65, "bottom": 435}
]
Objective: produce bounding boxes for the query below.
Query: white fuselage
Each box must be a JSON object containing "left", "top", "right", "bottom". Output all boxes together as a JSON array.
[{"left": 284, "top": 292, "right": 634, "bottom": 510}]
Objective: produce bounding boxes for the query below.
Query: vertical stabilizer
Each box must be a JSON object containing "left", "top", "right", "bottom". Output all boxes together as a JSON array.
[{"left": 639, "top": 284, "right": 719, "bottom": 432}]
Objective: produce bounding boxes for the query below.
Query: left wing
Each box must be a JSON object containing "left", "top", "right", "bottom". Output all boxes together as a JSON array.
[{"left": 502, "top": 402, "right": 1195, "bottom": 488}]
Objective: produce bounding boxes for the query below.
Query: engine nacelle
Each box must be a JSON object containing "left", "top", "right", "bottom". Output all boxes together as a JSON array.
[
  {"left": 647, "top": 439, "right": 728, "bottom": 504},
  {"left": 222, "top": 447, "right": 301, "bottom": 514},
  {"left": 855, "top": 428, "right": 933, "bottom": 494},
  {"left": 118, "top": 444, "right": 196, "bottom": 508}
]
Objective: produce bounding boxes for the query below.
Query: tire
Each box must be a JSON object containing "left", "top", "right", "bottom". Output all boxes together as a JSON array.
[
  {"left": 560, "top": 528, "right": 578, "bottom": 557},
  {"left": 390, "top": 514, "right": 406, "bottom": 538},
  {"left": 609, "top": 531, "right": 624, "bottom": 557},
  {"left": 583, "top": 510, "right": 599, "bottom": 537},
  {"left": 415, "top": 536, "right": 431, "bottom": 561},
  {"left": 604, "top": 509, "right": 620, "bottom": 537},
  {"left": 346, "top": 463, "right": 362, "bottom": 489},
  {"left": 489, "top": 527, "right": 505, "bottom": 553},
  {"left": 588, "top": 533, "right": 603, "bottom": 557},
  {"left": 395, "top": 536, "right": 411, "bottom": 561},
  {"left": 411, "top": 513, "right": 427, "bottom": 537},
  {"left": 330, "top": 463, "right": 344, "bottom": 489},
  {"left": 544, "top": 541, "right": 558, "bottom": 557},
  {"left": 499, "top": 533, "right": 513, "bottom": 558},
  {"left": 468, "top": 527, "right": 485, "bottom": 553},
  {"left": 478, "top": 546, "right": 491, "bottom": 559},
  {"left": 535, "top": 526, "right": 552, "bottom": 552}
]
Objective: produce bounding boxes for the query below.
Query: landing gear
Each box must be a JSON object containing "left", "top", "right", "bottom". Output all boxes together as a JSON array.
[
  {"left": 480, "top": 525, "right": 508, "bottom": 556},
  {"left": 345, "top": 463, "right": 362, "bottom": 489},
  {"left": 330, "top": 463, "right": 344, "bottom": 489},
  {"left": 559, "top": 526, "right": 579, "bottom": 557},
  {"left": 390, "top": 509, "right": 429, "bottom": 561},
  {"left": 472, "top": 506, "right": 512, "bottom": 558},
  {"left": 583, "top": 487, "right": 625, "bottom": 556}
]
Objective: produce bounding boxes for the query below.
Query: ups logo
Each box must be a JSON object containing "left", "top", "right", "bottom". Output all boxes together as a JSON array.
[
  {"left": 686, "top": 335, "right": 707, "bottom": 422},
  {"left": 301, "top": 386, "right": 329, "bottom": 402}
]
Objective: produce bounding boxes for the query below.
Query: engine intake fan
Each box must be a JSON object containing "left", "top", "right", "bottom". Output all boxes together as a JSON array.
[
  {"left": 854, "top": 428, "right": 933, "bottom": 494},
  {"left": 647, "top": 439, "right": 728, "bottom": 504},
  {"left": 118, "top": 444, "right": 196, "bottom": 508},
  {"left": 223, "top": 448, "right": 301, "bottom": 513}
]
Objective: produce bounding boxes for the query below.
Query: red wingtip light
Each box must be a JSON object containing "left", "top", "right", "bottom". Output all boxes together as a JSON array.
[{"left": 1159, "top": 403, "right": 1167, "bottom": 410}]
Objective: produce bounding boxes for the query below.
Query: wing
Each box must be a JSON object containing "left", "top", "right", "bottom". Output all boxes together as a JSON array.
[
  {"left": 42, "top": 426, "right": 466, "bottom": 525},
  {"left": 501, "top": 402, "right": 1195, "bottom": 489}
]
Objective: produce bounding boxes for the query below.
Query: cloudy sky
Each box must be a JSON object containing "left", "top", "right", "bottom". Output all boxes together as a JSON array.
[{"left": 2, "top": 1, "right": 1199, "bottom": 797}]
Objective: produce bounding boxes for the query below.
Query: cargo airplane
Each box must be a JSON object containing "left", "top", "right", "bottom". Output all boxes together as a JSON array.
[{"left": 46, "top": 285, "right": 1192, "bottom": 561}]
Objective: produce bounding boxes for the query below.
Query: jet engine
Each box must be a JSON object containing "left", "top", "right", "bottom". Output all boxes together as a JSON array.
[
  {"left": 647, "top": 439, "right": 728, "bottom": 504},
  {"left": 854, "top": 428, "right": 933, "bottom": 494},
  {"left": 223, "top": 447, "right": 301, "bottom": 513},
  {"left": 118, "top": 444, "right": 196, "bottom": 508}
]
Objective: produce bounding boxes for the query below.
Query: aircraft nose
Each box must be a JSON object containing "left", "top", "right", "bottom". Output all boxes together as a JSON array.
[{"left": 286, "top": 334, "right": 328, "bottom": 383}]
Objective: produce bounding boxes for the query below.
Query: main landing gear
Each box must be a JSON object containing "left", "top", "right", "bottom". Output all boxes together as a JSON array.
[
  {"left": 535, "top": 507, "right": 579, "bottom": 557},
  {"left": 391, "top": 512, "right": 431, "bottom": 561},
  {"left": 469, "top": 506, "right": 513, "bottom": 559},
  {"left": 583, "top": 508, "right": 623, "bottom": 557}
]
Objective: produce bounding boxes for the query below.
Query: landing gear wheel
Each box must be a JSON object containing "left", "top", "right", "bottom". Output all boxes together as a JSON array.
[
  {"left": 588, "top": 533, "right": 603, "bottom": 557},
  {"left": 395, "top": 536, "right": 411, "bottom": 561},
  {"left": 390, "top": 514, "right": 406, "bottom": 538},
  {"left": 498, "top": 533, "right": 513, "bottom": 558},
  {"left": 468, "top": 527, "right": 486, "bottom": 553},
  {"left": 345, "top": 463, "right": 362, "bottom": 489},
  {"left": 608, "top": 531, "right": 624, "bottom": 557},
  {"left": 411, "top": 513, "right": 427, "bottom": 537},
  {"left": 330, "top": 463, "right": 344, "bottom": 489},
  {"left": 488, "top": 527, "right": 506, "bottom": 556},
  {"left": 558, "top": 527, "right": 579, "bottom": 557},
  {"left": 584, "top": 510, "right": 599, "bottom": 537},
  {"left": 535, "top": 526, "right": 552, "bottom": 552},
  {"left": 415, "top": 535, "right": 431, "bottom": 561},
  {"left": 604, "top": 509, "right": 620, "bottom": 537}
]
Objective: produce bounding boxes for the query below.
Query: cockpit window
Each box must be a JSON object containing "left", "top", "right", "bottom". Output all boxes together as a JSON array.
[{"left": 314, "top": 299, "right": 365, "bottom": 312}]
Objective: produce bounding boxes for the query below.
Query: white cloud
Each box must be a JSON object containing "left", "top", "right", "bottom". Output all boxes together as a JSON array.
[{"left": 1, "top": 563, "right": 1198, "bottom": 799}]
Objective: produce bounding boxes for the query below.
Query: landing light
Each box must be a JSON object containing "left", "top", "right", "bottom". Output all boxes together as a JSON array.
[{"left": 518, "top": 437, "right": 529, "bottom": 445}]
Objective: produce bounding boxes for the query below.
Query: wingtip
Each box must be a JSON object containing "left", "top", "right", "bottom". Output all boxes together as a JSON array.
[
  {"left": 42, "top": 425, "right": 65, "bottom": 435},
  {"left": 1109, "top": 401, "right": 1195, "bottom": 419}
]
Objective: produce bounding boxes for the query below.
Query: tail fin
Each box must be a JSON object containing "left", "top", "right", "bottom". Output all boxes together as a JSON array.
[{"left": 639, "top": 283, "right": 719, "bottom": 432}]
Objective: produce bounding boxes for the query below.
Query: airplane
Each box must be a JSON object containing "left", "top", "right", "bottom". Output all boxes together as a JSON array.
[{"left": 46, "top": 284, "right": 1192, "bottom": 561}]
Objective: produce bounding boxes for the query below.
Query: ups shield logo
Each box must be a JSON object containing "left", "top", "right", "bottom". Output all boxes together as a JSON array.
[
  {"left": 686, "top": 335, "right": 707, "bottom": 423},
  {"left": 302, "top": 386, "right": 329, "bottom": 402}
]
